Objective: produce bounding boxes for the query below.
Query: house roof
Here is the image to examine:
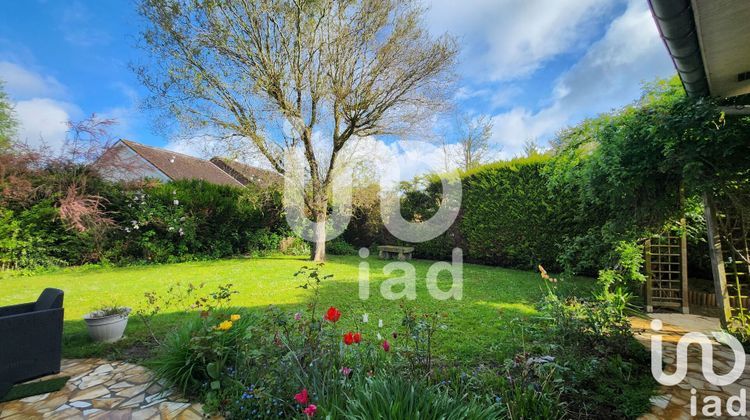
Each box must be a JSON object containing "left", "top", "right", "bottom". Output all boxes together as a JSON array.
[
  {"left": 209, "top": 157, "right": 282, "bottom": 188},
  {"left": 649, "top": 0, "right": 750, "bottom": 100},
  {"left": 119, "top": 139, "right": 244, "bottom": 187}
]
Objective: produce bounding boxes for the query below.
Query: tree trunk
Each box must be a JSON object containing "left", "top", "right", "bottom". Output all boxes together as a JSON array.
[{"left": 311, "top": 210, "right": 327, "bottom": 262}]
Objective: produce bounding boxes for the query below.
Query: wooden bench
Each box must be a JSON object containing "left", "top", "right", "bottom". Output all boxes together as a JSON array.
[{"left": 377, "top": 245, "right": 414, "bottom": 261}]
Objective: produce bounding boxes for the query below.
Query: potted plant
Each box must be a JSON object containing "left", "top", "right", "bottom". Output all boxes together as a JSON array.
[{"left": 83, "top": 305, "right": 131, "bottom": 343}]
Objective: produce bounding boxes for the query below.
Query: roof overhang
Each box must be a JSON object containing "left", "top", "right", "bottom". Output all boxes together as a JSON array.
[{"left": 649, "top": 0, "right": 750, "bottom": 100}]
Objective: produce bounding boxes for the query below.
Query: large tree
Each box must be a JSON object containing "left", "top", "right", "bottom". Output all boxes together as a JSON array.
[{"left": 136, "top": 0, "right": 457, "bottom": 260}]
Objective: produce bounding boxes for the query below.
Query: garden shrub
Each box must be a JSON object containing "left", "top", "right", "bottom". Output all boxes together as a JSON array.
[
  {"left": 245, "top": 227, "right": 283, "bottom": 256},
  {"left": 151, "top": 309, "right": 257, "bottom": 398},
  {"left": 0, "top": 201, "right": 95, "bottom": 270},
  {"left": 0, "top": 207, "right": 39, "bottom": 270},
  {"left": 351, "top": 154, "right": 625, "bottom": 276},
  {"left": 278, "top": 235, "right": 311, "bottom": 256},
  {"left": 530, "top": 273, "right": 656, "bottom": 419},
  {"left": 495, "top": 354, "right": 567, "bottom": 419},
  {"left": 105, "top": 180, "right": 280, "bottom": 263},
  {"left": 0, "top": 128, "right": 288, "bottom": 270},
  {"left": 326, "top": 238, "right": 358, "bottom": 255}
]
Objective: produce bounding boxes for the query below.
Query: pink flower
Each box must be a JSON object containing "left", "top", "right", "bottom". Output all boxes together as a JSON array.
[
  {"left": 294, "top": 312, "right": 302, "bottom": 321},
  {"left": 382, "top": 340, "right": 390, "bottom": 352},
  {"left": 294, "top": 388, "right": 309, "bottom": 405},
  {"left": 303, "top": 404, "right": 317, "bottom": 417},
  {"left": 341, "top": 366, "right": 352, "bottom": 377}
]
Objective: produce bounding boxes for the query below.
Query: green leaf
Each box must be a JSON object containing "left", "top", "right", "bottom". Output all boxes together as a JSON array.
[{"left": 206, "top": 362, "right": 220, "bottom": 379}]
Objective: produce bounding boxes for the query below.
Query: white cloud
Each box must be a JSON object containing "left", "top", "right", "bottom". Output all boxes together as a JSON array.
[
  {"left": 0, "top": 59, "right": 81, "bottom": 153},
  {"left": 487, "top": 0, "right": 675, "bottom": 157},
  {"left": 551, "top": 0, "right": 673, "bottom": 112},
  {"left": 0, "top": 61, "right": 66, "bottom": 98},
  {"left": 14, "top": 98, "right": 80, "bottom": 152},
  {"left": 97, "top": 83, "right": 147, "bottom": 141},
  {"left": 425, "top": 0, "right": 619, "bottom": 81},
  {"left": 338, "top": 137, "right": 459, "bottom": 188},
  {"left": 489, "top": 107, "right": 566, "bottom": 157}
]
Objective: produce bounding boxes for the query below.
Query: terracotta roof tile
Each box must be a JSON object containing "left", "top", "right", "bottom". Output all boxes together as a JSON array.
[
  {"left": 120, "top": 140, "right": 243, "bottom": 187},
  {"left": 210, "top": 157, "right": 282, "bottom": 188}
]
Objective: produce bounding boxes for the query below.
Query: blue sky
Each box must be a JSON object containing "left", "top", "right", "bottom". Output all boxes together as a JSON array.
[{"left": 0, "top": 0, "right": 676, "bottom": 170}]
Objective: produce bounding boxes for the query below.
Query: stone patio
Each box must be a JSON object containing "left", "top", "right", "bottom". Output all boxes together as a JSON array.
[
  {"left": 633, "top": 314, "right": 750, "bottom": 420},
  {"left": 0, "top": 359, "right": 205, "bottom": 419}
]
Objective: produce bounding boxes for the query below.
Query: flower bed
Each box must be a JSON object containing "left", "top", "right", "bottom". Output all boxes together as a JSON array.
[{"left": 148, "top": 265, "right": 655, "bottom": 419}]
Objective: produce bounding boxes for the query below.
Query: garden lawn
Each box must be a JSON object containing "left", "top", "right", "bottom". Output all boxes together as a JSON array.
[{"left": 0, "top": 255, "right": 593, "bottom": 363}]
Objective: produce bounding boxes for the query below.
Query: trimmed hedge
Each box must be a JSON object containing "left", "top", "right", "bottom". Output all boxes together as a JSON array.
[
  {"left": 396, "top": 156, "right": 577, "bottom": 271},
  {"left": 460, "top": 156, "right": 566, "bottom": 268}
]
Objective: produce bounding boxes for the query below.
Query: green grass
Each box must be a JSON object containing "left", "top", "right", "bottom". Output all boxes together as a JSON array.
[{"left": 0, "top": 255, "right": 593, "bottom": 363}]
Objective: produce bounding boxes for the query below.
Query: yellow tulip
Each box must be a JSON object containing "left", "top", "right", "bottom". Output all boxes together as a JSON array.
[
  {"left": 230, "top": 314, "right": 241, "bottom": 321},
  {"left": 217, "top": 320, "right": 233, "bottom": 331}
]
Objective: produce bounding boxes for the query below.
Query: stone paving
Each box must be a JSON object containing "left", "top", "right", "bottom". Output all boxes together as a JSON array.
[
  {"left": 0, "top": 359, "right": 205, "bottom": 419},
  {"left": 632, "top": 315, "right": 750, "bottom": 420}
]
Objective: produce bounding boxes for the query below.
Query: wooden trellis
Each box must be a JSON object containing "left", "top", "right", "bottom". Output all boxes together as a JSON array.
[
  {"left": 644, "top": 218, "right": 689, "bottom": 313},
  {"left": 704, "top": 191, "right": 750, "bottom": 326},
  {"left": 718, "top": 208, "right": 750, "bottom": 317}
]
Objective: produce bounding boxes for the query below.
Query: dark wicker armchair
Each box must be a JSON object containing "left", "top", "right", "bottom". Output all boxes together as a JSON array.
[{"left": 0, "top": 288, "right": 64, "bottom": 387}]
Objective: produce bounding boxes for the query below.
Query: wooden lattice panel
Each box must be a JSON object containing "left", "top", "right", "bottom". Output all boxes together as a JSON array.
[
  {"left": 720, "top": 212, "right": 750, "bottom": 315},
  {"left": 645, "top": 221, "right": 689, "bottom": 313}
]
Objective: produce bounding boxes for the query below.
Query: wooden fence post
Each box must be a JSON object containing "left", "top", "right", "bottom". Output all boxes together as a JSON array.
[
  {"left": 645, "top": 238, "right": 653, "bottom": 312},
  {"left": 680, "top": 216, "right": 689, "bottom": 314}
]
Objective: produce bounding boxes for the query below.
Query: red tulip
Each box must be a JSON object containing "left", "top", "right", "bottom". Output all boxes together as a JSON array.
[
  {"left": 324, "top": 306, "right": 341, "bottom": 322},
  {"left": 343, "top": 332, "right": 354, "bottom": 345},
  {"left": 303, "top": 404, "right": 317, "bottom": 417},
  {"left": 294, "top": 388, "right": 309, "bottom": 405},
  {"left": 353, "top": 332, "right": 362, "bottom": 344},
  {"left": 382, "top": 340, "right": 390, "bottom": 352}
]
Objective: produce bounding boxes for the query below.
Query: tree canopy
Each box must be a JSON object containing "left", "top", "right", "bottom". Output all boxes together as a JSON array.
[
  {"left": 545, "top": 76, "right": 750, "bottom": 272},
  {"left": 137, "top": 0, "right": 457, "bottom": 260}
]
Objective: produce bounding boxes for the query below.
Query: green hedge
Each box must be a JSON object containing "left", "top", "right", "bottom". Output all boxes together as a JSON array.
[
  {"left": 103, "top": 179, "right": 286, "bottom": 263},
  {"left": 394, "top": 156, "right": 579, "bottom": 271},
  {"left": 460, "top": 156, "right": 566, "bottom": 268},
  {"left": 0, "top": 175, "right": 289, "bottom": 270}
]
